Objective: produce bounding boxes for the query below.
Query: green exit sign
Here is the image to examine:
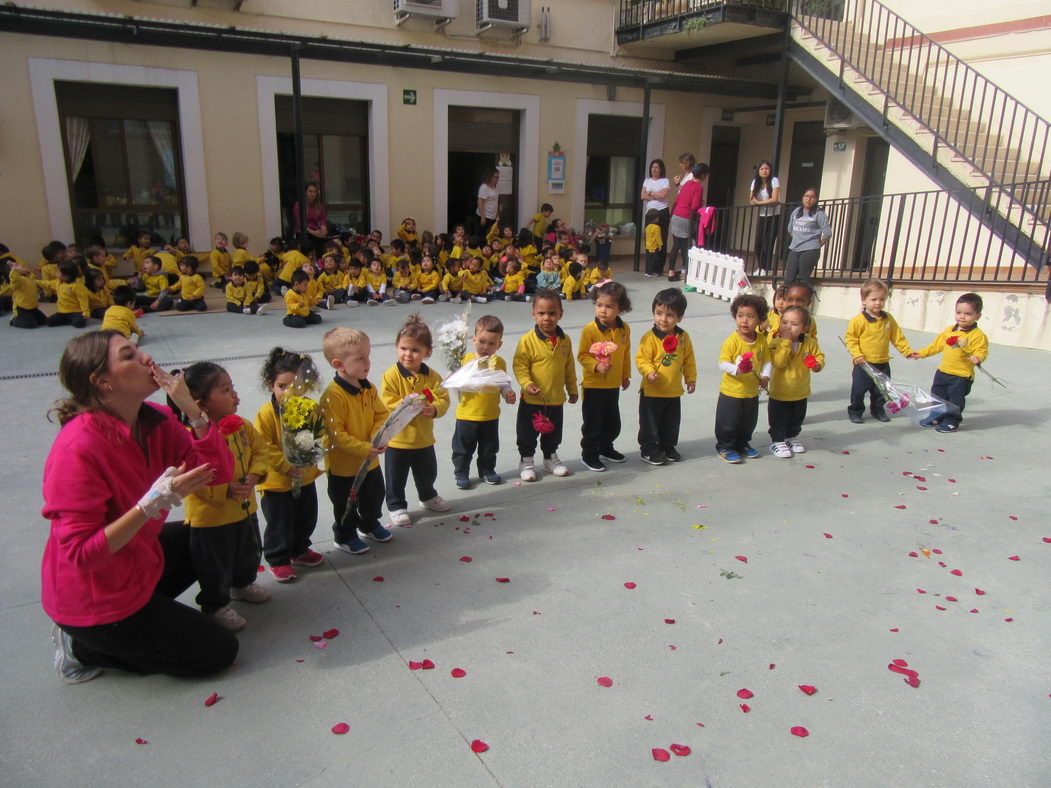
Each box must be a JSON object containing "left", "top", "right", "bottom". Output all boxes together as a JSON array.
[{"left": 403, "top": 89, "right": 417, "bottom": 106}]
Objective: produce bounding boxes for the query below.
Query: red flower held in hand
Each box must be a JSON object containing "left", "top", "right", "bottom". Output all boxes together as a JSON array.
[
  {"left": 532, "top": 412, "right": 555, "bottom": 435},
  {"left": 737, "top": 352, "right": 754, "bottom": 374},
  {"left": 662, "top": 335, "right": 679, "bottom": 354},
  {"left": 422, "top": 388, "right": 435, "bottom": 403},
  {"left": 217, "top": 414, "right": 244, "bottom": 436},
  {"left": 804, "top": 354, "right": 818, "bottom": 370},
  {"left": 946, "top": 335, "right": 959, "bottom": 346}
]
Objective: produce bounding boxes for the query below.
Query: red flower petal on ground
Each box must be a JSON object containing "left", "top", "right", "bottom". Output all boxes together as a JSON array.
[
  {"left": 932, "top": 549, "right": 942, "bottom": 554},
  {"left": 1043, "top": 537, "right": 1051, "bottom": 543},
  {"left": 135, "top": 738, "right": 148, "bottom": 745},
  {"left": 373, "top": 576, "right": 384, "bottom": 582},
  {"left": 624, "top": 582, "right": 637, "bottom": 589},
  {"left": 916, "top": 486, "right": 928, "bottom": 491},
  {"left": 717, "top": 638, "right": 724, "bottom": 645},
  {"left": 908, "top": 551, "right": 919, "bottom": 557},
  {"left": 204, "top": 692, "right": 219, "bottom": 707},
  {"left": 309, "top": 635, "right": 323, "bottom": 642},
  {"left": 841, "top": 450, "right": 850, "bottom": 454},
  {"left": 1004, "top": 617, "right": 1014, "bottom": 622},
  {"left": 651, "top": 748, "right": 671, "bottom": 762},
  {"left": 740, "top": 704, "right": 751, "bottom": 713},
  {"left": 904, "top": 675, "right": 920, "bottom": 688},
  {"left": 735, "top": 555, "right": 748, "bottom": 563},
  {"left": 799, "top": 685, "right": 817, "bottom": 695},
  {"left": 805, "top": 464, "right": 815, "bottom": 469},
  {"left": 894, "top": 505, "right": 907, "bottom": 510},
  {"left": 791, "top": 726, "right": 810, "bottom": 737},
  {"left": 914, "top": 476, "right": 926, "bottom": 482},
  {"left": 670, "top": 743, "right": 692, "bottom": 757},
  {"left": 975, "top": 588, "right": 986, "bottom": 595},
  {"left": 421, "top": 659, "right": 435, "bottom": 670},
  {"left": 324, "top": 629, "right": 340, "bottom": 639},
  {"left": 737, "top": 688, "right": 754, "bottom": 699},
  {"left": 597, "top": 676, "right": 613, "bottom": 687},
  {"left": 916, "top": 589, "right": 926, "bottom": 594},
  {"left": 824, "top": 532, "right": 833, "bottom": 538},
  {"left": 470, "top": 739, "right": 489, "bottom": 753},
  {"left": 948, "top": 478, "right": 956, "bottom": 482},
  {"left": 938, "top": 561, "right": 947, "bottom": 568},
  {"left": 696, "top": 722, "right": 706, "bottom": 727},
  {"left": 902, "top": 471, "right": 912, "bottom": 476},
  {"left": 644, "top": 714, "right": 653, "bottom": 721},
  {"left": 459, "top": 515, "right": 470, "bottom": 522},
  {"left": 451, "top": 668, "right": 467, "bottom": 678},
  {"left": 841, "top": 494, "right": 849, "bottom": 498},
  {"left": 408, "top": 661, "right": 423, "bottom": 670},
  {"left": 664, "top": 618, "right": 676, "bottom": 624},
  {"left": 495, "top": 577, "right": 510, "bottom": 583},
  {"left": 769, "top": 663, "right": 776, "bottom": 669},
  {"left": 460, "top": 556, "right": 473, "bottom": 562},
  {"left": 330, "top": 722, "right": 351, "bottom": 735},
  {"left": 935, "top": 605, "right": 947, "bottom": 610},
  {"left": 929, "top": 520, "right": 938, "bottom": 525},
  {"left": 601, "top": 514, "right": 616, "bottom": 520},
  {"left": 950, "top": 569, "right": 962, "bottom": 576},
  {"left": 892, "top": 659, "right": 909, "bottom": 667},
  {"left": 669, "top": 645, "right": 677, "bottom": 650},
  {"left": 970, "top": 609, "right": 979, "bottom": 614},
  {"left": 890, "top": 628, "right": 899, "bottom": 632},
  {"left": 1008, "top": 515, "right": 1018, "bottom": 521},
  {"left": 945, "top": 596, "right": 958, "bottom": 602},
  {"left": 295, "top": 659, "right": 305, "bottom": 662},
  {"left": 1009, "top": 555, "right": 1020, "bottom": 561}
]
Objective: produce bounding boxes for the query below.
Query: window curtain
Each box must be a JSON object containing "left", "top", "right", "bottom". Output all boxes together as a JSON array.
[
  {"left": 64, "top": 116, "right": 90, "bottom": 181},
  {"left": 146, "top": 120, "right": 176, "bottom": 186}
]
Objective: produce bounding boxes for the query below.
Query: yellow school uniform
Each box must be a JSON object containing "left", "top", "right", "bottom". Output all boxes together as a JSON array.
[
  {"left": 562, "top": 274, "right": 585, "bottom": 300},
  {"left": 379, "top": 363, "right": 450, "bottom": 449},
  {"left": 142, "top": 272, "right": 169, "bottom": 298},
  {"left": 318, "top": 271, "right": 343, "bottom": 295},
  {"left": 578, "top": 317, "right": 631, "bottom": 389},
  {"left": 257, "top": 259, "right": 275, "bottom": 286},
  {"left": 284, "top": 289, "right": 312, "bottom": 317},
  {"left": 844, "top": 310, "right": 912, "bottom": 363},
  {"left": 306, "top": 278, "right": 323, "bottom": 303},
  {"left": 768, "top": 335, "right": 824, "bottom": 401},
  {"left": 916, "top": 325, "right": 989, "bottom": 379},
  {"left": 232, "top": 248, "right": 254, "bottom": 270},
  {"left": 244, "top": 276, "right": 265, "bottom": 304},
  {"left": 209, "top": 248, "right": 231, "bottom": 281},
  {"left": 440, "top": 271, "right": 462, "bottom": 294},
  {"left": 2, "top": 269, "right": 40, "bottom": 312},
  {"left": 155, "top": 251, "right": 180, "bottom": 278},
  {"left": 43, "top": 280, "right": 91, "bottom": 318},
  {"left": 364, "top": 270, "right": 387, "bottom": 295},
  {"left": 531, "top": 213, "right": 550, "bottom": 239},
  {"left": 392, "top": 269, "right": 417, "bottom": 291},
  {"left": 344, "top": 270, "right": 365, "bottom": 293},
  {"left": 501, "top": 271, "right": 526, "bottom": 295},
  {"left": 101, "top": 304, "right": 142, "bottom": 338},
  {"left": 37, "top": 261, "right": 59, "bottom": 282},
  {"left": 254, "top": 400, "right": 324, "bottom": 493},
  {"left": 87, "top": 286, "right": 113, "bottom": 313},
  {"left": 645, "top": 223, "right": 662, "bottom": 252},
  {"left": 175, "top": 273, "right": 206, "bottom": 301},
  {"left": 513, "top": 326, "right": 578, "bottom": 406},
  {"left": 278, "top": 250, "right": 311, "bottom": 283},
  {"left": 320, "top": 376, "right": 388, "bottom": 476},
  {"left": 719, "top": 332, "right": 770, "bottom": 399},
  {"left": 397, "top": 224, "right": 419, "bottom": 247},
  {"left": 124, "top": 244, "right": 154, "bottom": 274},
  {"left": 456, "top": 353, "right": 509, "bottom": 422},
  {"left": 635, "top": 327, "right": 697, "bottom": 397},
  {"left": 185, "top": 419, "right": 269, "bottom": 526},
  {"left": 417, "top": 269, "right": 440, "bottom": 293},
  {"left": 226, "top": 282, "right": 252, "bottom": 308},
  {"left": 518, "top": 243, "right": 538, "bottom": 268},
  {"left": 461, "top": 270, "right": 492, "bottom": 296}
]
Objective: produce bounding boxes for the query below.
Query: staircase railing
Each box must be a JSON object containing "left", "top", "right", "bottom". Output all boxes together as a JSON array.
[
  {"left": 703, "top": 179, "right": 1051, "bottom": 286},
  {"left": 791, "top": 0, "right": 1050, "bottom": 236}
]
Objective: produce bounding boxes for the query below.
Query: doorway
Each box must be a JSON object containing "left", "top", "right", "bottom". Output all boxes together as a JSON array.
[
  {"left": 447, "top": 107, "right": 519, "bottom": 235},
  {"left": 708, "top": 125, "right": 741, "bottom": 209},
  {"left": 852, "top": 137, "right": 889, "bottom": 271},
  {"left": 785, "top": 120, "right": 826, "bottom": 204}
]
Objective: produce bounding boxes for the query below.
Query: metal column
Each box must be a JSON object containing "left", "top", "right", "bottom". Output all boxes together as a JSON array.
[
  {"left": 291, "top": 44, "right": 307, "bottom": 245},
  {"left": 633, "top": 82, "right": 652, "bottom": 272},
  {"left": 771, "top": 25, "right": 791, "bottom": 175}
]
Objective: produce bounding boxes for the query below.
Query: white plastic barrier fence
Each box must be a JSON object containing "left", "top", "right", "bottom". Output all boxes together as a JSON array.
[{"left": 686, "top": 247, "right": 747, "bottom": 302}]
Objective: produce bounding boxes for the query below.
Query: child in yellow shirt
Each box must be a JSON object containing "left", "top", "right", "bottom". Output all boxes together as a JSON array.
[
  {"left": 391, "top": 259, "right": 419, "bottom": 304},
  {"left": 460, "top": 257, "right": 493, "bottom": 303},
  {"left": 41, "top": 261, "right": 91, "bottom": 328},
  {"left": 644, "top": 208, "right": 663, "bottom": 277},
  {"left": 174, "top": 257, "right": 207, "bottom": 312},
  {"left": 86, "top": 269, "right": 113, "bottom": 319},
  {"left": 210, "top": 232, "right": 232, "bottom": 288},
  {"left": 453, "top": 315, "right": 517, "bottom": 489},
  {"left": 561, "top": 261, "right": 586, "bottom": 301},
  {"left": 438, "top": 258, "right": 464, "bottom": 303},
  {"left": 417, "top": 256, "right": 441, "bottom": 304},
  {"left": 1, "top": 257, "right": 46, "bottom": 328},
  {"left": 180, "top": 362, "right": 271, "bottom": 631},
  {"left": 101, "top": 286, "right": 144, "bottom": 342},
  {"left": 767, "top": 305, "right": 823, "bottom": 458},
  {"left": 320, "top": 327, "right": 392, "bottom": 554},
  {"left": 915, "top": 292, "right": 988, "bottom": 433},
  {"left": 317, "top": 255, "right": 345, "bottom": 309},
  {"left": 715, "top": 294, "right": 771, "bottom": 463},
  {"left": 135, "top": 256, "right": 174, "bottom": 312},
  {"left": 226, "top": 266, "right": 266, "bottom": 315},
  {"left": 532, "top": 203, "right": 554, "bottom": 246},
  {"left": 123, "top": 230, "right": 154, "bottom": 275},
  {"left": 635, "top": 288, "right": 696, "bottom": 465},
  {"left": 499, "top": 259, "right": 529, "bottom": 302},
  {"left": 380, "top": 316, "right": 451, "bottom": 528},
  {"left": 283, "top": 270, "right": 322, "bottom": 328},
  {"left": 844, "top": 278, "right": 914, "bottom": 423},
  {"left": 513, "top": 289, "right": 578, "bottom": 481}
]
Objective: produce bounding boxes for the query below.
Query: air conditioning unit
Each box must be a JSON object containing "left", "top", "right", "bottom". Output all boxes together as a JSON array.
[
  {"left": 394, "top": 0, "right": 457, "bottom": 28},
  {"left": 824, "top": 97, "right": 865, "bottom": 130},
  {"left": 476, "top": 0, "right": 531, "bottom": 35}
]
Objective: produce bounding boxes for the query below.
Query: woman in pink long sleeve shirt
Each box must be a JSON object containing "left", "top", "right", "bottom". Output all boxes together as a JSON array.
[
  {"left": 42, "top": 330, "right": 237, "bottom": 683},
  {"left": 666, "top": 163, "right": 710, "bottom": 282}
]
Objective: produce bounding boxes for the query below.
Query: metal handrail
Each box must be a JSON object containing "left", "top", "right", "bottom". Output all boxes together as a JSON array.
[
  {"left": 617, "top": 0, "right": 788, "bottom": 30},
  {"left": 701, "top": 179, "right": 1050, "bottom": 286},
  {"left": 791, "top": 0, "right": 1050, "bottom": 235}
]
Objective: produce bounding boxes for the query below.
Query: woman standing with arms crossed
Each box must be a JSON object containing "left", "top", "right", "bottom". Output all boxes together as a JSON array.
[
  {"left": 749, "top": 160, "right": 781, "bottom": 274},
  {"left": 42, "top": 331, "right": 236, "bottom": 683},
  {"left": 640, "top": 159, "right": 671, "bottom": 277},
  {"left": 475, "top": 169, "right": 501, "bottom": 238}
]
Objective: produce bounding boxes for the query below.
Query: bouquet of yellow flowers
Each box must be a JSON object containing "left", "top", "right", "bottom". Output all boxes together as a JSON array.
[{"left": 277, "top": 355, "right": 327, "bottom": 497}]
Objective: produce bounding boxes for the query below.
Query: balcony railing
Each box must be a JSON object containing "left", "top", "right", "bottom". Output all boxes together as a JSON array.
[
  {"left": 617, "top": 0, "right": 788, "bottom": 35},
  {"left": 701, "top": 180, "right": 1050, "bottom": 287}
]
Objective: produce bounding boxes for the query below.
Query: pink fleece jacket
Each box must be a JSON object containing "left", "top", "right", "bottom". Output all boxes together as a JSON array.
[{"left": 40, "top": 403, "right": 233, "bottom": 627}]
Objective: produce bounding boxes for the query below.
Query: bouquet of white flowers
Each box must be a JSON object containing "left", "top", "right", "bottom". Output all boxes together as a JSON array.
[{"left": 435, "top": 305, "right": 471, "bottom": 373}]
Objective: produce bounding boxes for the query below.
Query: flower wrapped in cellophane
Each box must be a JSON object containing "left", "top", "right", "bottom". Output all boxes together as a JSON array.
[
  {"left": 278, "top": 355, "right": 327, "bottom": 497},
  {"left": 856, "top": 359, "right": 958, "bottom": 424},
  {"left": 442, "top": 355, "right": 514, "bottom": 393},
  {"left": 435, "top": 305, "right": 472, "bottom": 373}
]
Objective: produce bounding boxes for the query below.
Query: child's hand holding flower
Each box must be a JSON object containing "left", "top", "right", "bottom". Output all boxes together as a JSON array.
[{"left": 736, "top": 352, "right": 754, "bottom": 374}]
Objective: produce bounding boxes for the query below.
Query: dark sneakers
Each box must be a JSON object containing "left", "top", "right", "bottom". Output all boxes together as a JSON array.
[
  {"left": 663, "top": 448, "right": 682, "bottom": 462},
  {"left": 641, "top": 452, "right": 668, "bottom": 466},
  {"left": 582, "top": 456, "right": 607, "bottom": 472},
  {"left": 600, "top": 449, "right": 627, "bottom": 463}
]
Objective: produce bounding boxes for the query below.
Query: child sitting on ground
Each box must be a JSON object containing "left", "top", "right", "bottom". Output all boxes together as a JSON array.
[
  {"left": 417, "top": 256, "right": 441, "bottom": 304},
  {"left": 41, "top": 261, "right": 91, "bottom": 328},
  {"left": 174, "top": 256, "right": 207, "bottom": 312},
  {"left": 226, "top": 266, "right": 265, "bottom": 315},
  {"left": 562, "top": 261, "right": 586, "bottom": 301},
  {"left": 101, "top": 285, "right": 144, "bottom": 342},
  {"left": 460, "top": 257, "right": 493, "bottom": 304},
  {"left": 283, "top": 269, "right": 322, "bottom": 328},
  {"left": 500, "top": 259, "right": 529, "bottom": 302},
  {"left": 1, "top": 257, "right": 46, "bottom": 328},
  {"left": 536, "top": 256, "right": 560, "bottom": 291},
  {"left": 439, "top": 258, "right": 464, "bottom": 303}
]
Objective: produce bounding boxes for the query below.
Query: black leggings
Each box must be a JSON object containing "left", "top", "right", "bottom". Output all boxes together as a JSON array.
[
  {"left": 667, "top": 234, "right": 690, "bottom": 276},
  {"left": 58, "top": 522, "right": 238, "bottom": 677}
]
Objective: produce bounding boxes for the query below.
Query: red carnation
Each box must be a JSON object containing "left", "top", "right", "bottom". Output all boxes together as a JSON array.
[
  {"left": 804, "top": 354, "right": 818, "bottom": 370},
  {"left": 422, "top": 388, "right": 435, "bottom": 403},
  {"left": 217, "top": 414, "right": 244, "bottom": 436},
  {"left": 532, "top": 412, "right": 555, "bottom": 435},
  {"left": 738, "top": 352, "right": 754, "bottom": 374},
  {"left": 946, "top": 335, "right": 959, "bottom": 346},
  {"left": 662, "top": 335, "right": 679, "bottom": 354}
]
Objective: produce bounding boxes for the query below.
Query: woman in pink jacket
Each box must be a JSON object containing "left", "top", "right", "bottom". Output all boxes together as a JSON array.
[
  {"left": 42, "top": 330, "right": 236, "bottom": 683},
  {"left": 666, "top": 163, "right": 709, "bottom": 282}
]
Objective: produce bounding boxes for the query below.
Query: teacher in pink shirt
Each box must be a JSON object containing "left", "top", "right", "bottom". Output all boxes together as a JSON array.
[{"left": 42, "top": 330, "right": 236, "bottom": 684}]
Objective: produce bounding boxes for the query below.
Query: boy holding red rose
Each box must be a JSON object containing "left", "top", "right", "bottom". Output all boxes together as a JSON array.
[
  {"left": 635, "top": 288, "right": 697, "bottom": 466},
  {"left": 715, "top": 294, "right": 771, "bottom": 464}
]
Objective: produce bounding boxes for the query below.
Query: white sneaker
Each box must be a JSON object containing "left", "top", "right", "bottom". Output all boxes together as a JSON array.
[
  {"left": 543, "top": 455, "right": 570, "bottom": 477},
  {"left": 473, "top": 296, "right": 488, "bottom": 304},
  {"left": 421, "top": 296, "right": 435, "bottom": 304},
  {"left": 243, "top": 307, "right": 252, "bottom": 315},
  {"left": 450, "top": 296, "right": 462, "bottom": 304},
  {"left": 384, "top": 298, "right": 397, "bottom": 306},
  {"left": 255, "top": 304, "right": 266, "bottom": 316},
  {"left": 770, "top": 441, "right": 793, "bottom": 459},
  {"left": 787, "top": 438, "right": 806, "bottom": 454},
  {"left": 280, "top": 286, "right": 288, "bottom": 296},
  {"left": 346, "top": 300, "right": 360, "bottom": 308},
  {"left": 421, "top": 495, "right": 451, "bottom": 512},
  {"left": 390, "top": 509, "right": 413, "bottom": 528},
  {"left": 367, "top": 298, "right": 379, "bottom": 306},
  {"left": 230, "top": 583, "right": 271, "bottom": 603},
  {"left": 504, "top": 295, "right": 512, "bottom": 301},
  {"left": 212, "top": 606, "right": 247, "bottom": 632},
  {"left": 519, "top": 457, "right": 537, "bottom": 482},
  {"left": 326, "top": 295, "right": 335, "bottom": 310},
  {"left": 52, "top": 625, "right": 102, "bottom": 685},
  {"left": 525, "top": 295, "right": 532, "bottom": 302},
  {"left": 438, "top": 293, "right": 450, "bottom": 302},
  {"left": 410, "top": 293, "right": 422, "bottom": 301}
]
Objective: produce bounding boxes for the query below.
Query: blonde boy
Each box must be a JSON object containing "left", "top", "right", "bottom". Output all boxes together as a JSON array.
[
  {"left": 844, "top": 278, "right": 914, "bottom": 423},
  {"left": 320, "top": 327, "right": 392, "bottom": 554}
]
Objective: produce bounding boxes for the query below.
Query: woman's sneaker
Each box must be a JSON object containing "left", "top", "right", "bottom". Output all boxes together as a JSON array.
[
  {"left": 212, "top": 606, "right": 247, "bottom": 632},
  {"left": 641, "top": 452, "right": 667, "bottom": 466},
  {"left": 770, "top": 441, "right": 793, "bottom": 459},
  {"left": 663, "top": 448, "right": 682, "bottom": 462},
  {"left": 230, "top": 583, "right": 271, "bottom": 603},
  {"left": 787, "top": 438, "right": 806, "bottom": 454},
  {"left": 719, "top": 450, "right": 744, "bottom": 464},
  {"left": 52, "top": 625, "right": 102, "bottom": 685},
  {"left": 582, "top": 455, "right": 606, "bottom": 472}
]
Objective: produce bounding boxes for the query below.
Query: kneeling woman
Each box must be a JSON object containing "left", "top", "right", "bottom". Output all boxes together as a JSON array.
[{"left": 42, "top": 330, "right": 236, "bottom": 683}]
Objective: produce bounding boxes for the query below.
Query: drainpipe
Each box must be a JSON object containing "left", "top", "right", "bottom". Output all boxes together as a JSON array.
[
  {"left": 634, "top": 82, "right": 651, "bottom": 272},
  {"left": 291, "top": 44, "right": 306, "bottom": 245}
]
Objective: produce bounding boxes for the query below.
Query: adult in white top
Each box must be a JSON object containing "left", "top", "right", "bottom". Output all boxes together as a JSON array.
[
  {"left": 475, "top": 169, "right": 500, "bottom": 236},
  {"left": 749, "top": 160, "right": 782, "bottom": 274},
  {"left": 640, "top": 158, "right": 671, "bottom": 275}
]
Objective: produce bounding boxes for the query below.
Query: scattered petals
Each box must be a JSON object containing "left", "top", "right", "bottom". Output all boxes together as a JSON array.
[
  {"left": 295, "top": 659, "right": 305, "bottom": 662},
  {"left": 894, "top": 505, "right": 907, "bottom": 510},
  {"left": 914, "top": 476, "right": 926, "bottom": 482},
  {"left": 309, "top": 635, "right": 323, "bottom": 642},
  {"left": 805, "top": 464, "right": 815, "bottom": 469},
  {"left": 408, "top": 661, "right": 423, "bottom": 670},
  {"left": 769, "top": 663, "right": 776, "bottom": 670},
  {"left": 624, "top": 582, "right": 637, "bottom": 589},
  {"left": 932, "top": 549, "right": 942, "bottom": 555},
  {"left": 1004, "top": 617, "right": 1014, "bottom": 622},
  {"left": 904, "top": 675, "right": 921, "bottom": 688},
  {"left": 696, "top": 722, "right": 706, "bottom": 727},
  {"left": 935, "top": 605, "right": 947, "bottom": 611},
  {"left": 135, "top": 738, "right": 148, "bottom": 745},
  {"left": 421, "top": 659, "right": 435, "bottom": 670},
  {"left": 331, "top": 722, "right": 350, "bottom": 735},
  {"left": 495, "top": 577, "right": 510, "bottom": 583},
  {"left": 314, "top": 641, "right": 328, "bottom": 649},
  {"left": 841, "top": 494, "right": 849, "bottom": 498},
  {"left": 734, "top": 555, "right": 748, "bottom": 563},
  {"left": 1043, "top": 537, "right": 1051, "bottom": 544},
  {"left": 546, "top": 507, "right": 556, "bottom": 511},
  {"left": 460, "top": 556, "right": 473, "bottom": 562},
  {"left": 948, "top": 478, "right": 956, "bottom": 483},
  {"left": 470, "top": 739, "right": 489, "bottom": 753},
  {"left": 373, "top": 576, "right": 384, "bottom": 582},
  {"left": 908, "top": 551, "right": 919, "bottom": 557},
  {"left": 204, "top": 692, "right": 219, "bottom": 707},
  {"left": 459, "top": 515, "right": 470, "bottom": 522},
  {"left": 736, "top": 688, "right": 754, "bottom": 699},
  {"left": 790, "top": 726, "right": 810, "bottom": 738},
  {"left": 916, "top": 486, "right": 928, "bottom": 491},
  {"left": 1008, "top": 556, "right": 1020, "bottom": 561},
  {"left": 740, "top": 704, "right": 751, "bottom": 713},
  {"left": 597, "top": 676, "right": 613, "bottom": 687},
  {"left": 644, "top": 714, "right": 653, "bottom": 721},
  {"left": 651, "top": 748, "right": 671, "bottom": 762},
  {"left": 970, "top": 609, "right": 979, "bottom": 614},
  {"left": 451, "top": 668, "right": 467, "bottom": 678},
  {"left": 892, "top": 659, "right": 909, "bottom": 667},
  {"left": 798, "top": 685, "right": 817, "bottom": 695},
  {"left": 929, "top": 519, "right": 939, "bottom": 525},
  {"left": 669, "top": 743, "right": 691, "bottom": 757},
  {"left": 664, "top": 618, "right": 676, "bottom": 624},
  {"left": 950, "top": 569, "right": 962, "bottom": 576},
  {"left": 945, "top": 596, "right": 958, "bottom": 602},
  {"left": 823, "top": 533, "right": 833, "bottom": 539},
  {"left": 323, "top": 629, "right": 340, "bottom": 640},
  {"left": 916, "top": 588, "right": 926, "bottom": 594},
  {"left": 841, "top": 450, "right": 850, "bottom": 454},
  {"left": 889, "top": 628, "right": 899, "bottom": 632},
  {"left": 601, "top": 514, "right": 617, "bottom": 520},
  {"left": 975, "top": 588, "right": 986, "bottom": 595},
  {"left": 1008, "top": 515, "right": 1018, "bottom": 521}
]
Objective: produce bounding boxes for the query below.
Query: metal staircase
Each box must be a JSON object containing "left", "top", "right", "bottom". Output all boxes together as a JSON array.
[{"left": 787, "top": 0, "right": 1049, "bottom": 272}]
